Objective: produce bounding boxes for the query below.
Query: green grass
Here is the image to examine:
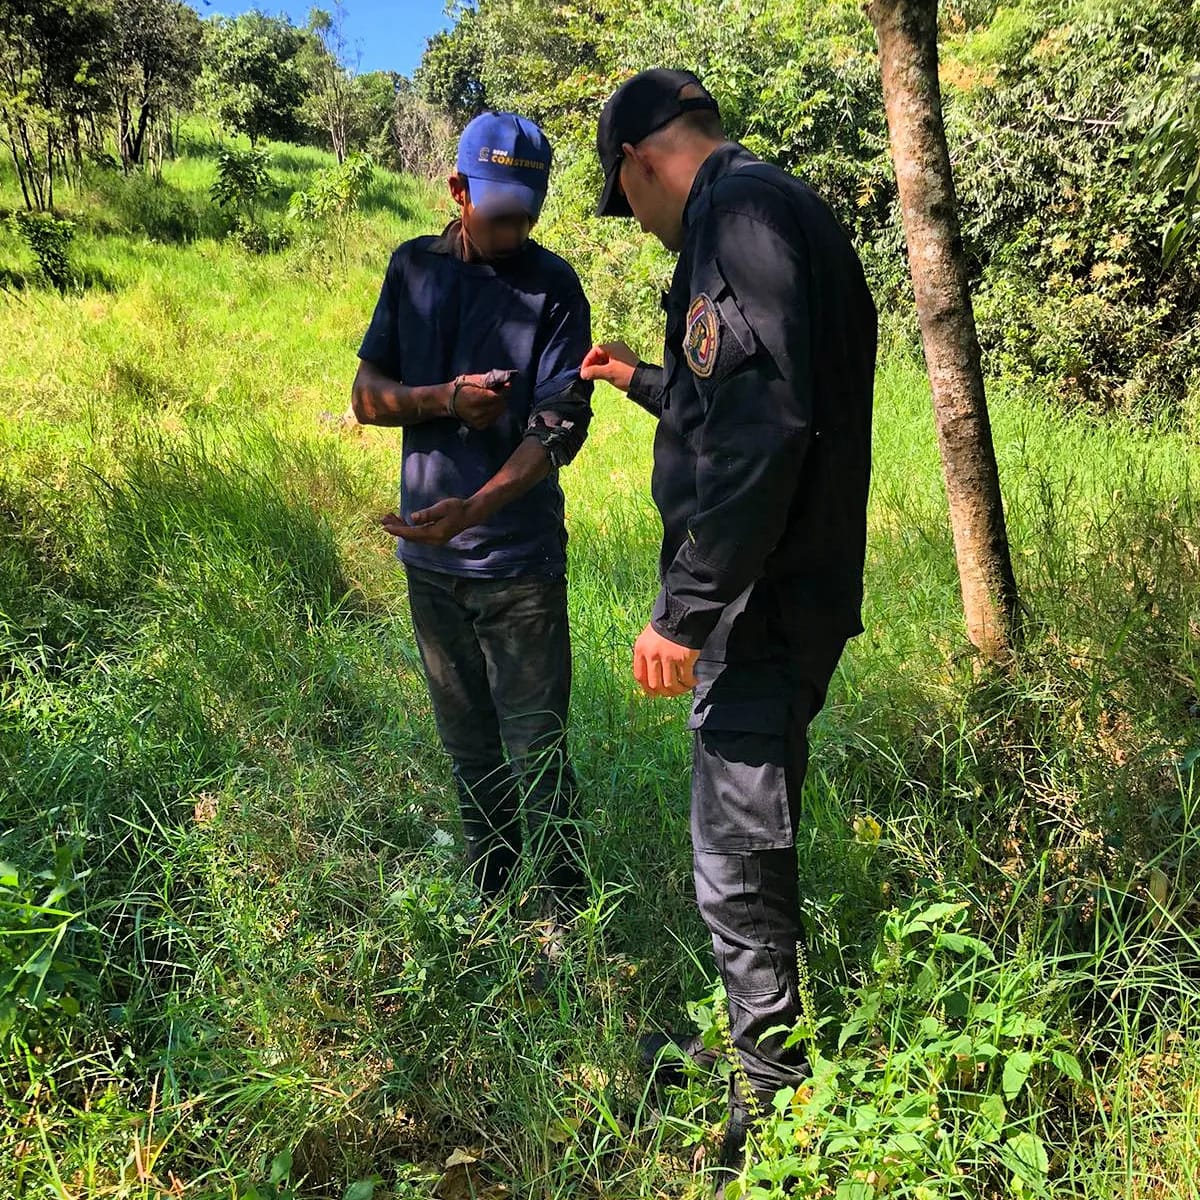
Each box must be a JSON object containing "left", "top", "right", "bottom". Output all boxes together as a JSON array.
[{"left": 1, "top": 140, "right": 1199, "bottom": 1199}]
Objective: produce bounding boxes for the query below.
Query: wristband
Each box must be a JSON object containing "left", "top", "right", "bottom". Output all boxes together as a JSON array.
[{"left": 449, "top": 375, "right": 469, "bottom": 419}]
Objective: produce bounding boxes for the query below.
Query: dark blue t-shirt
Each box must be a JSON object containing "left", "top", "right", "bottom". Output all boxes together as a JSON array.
[{"left": 358, "top": 224, "right": 592, "bottom": 578}]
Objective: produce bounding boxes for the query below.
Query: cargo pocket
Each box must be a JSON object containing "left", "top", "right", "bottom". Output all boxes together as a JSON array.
[
  {"left": 691, "top": 728, "right": 793, "bottom": 852},
  {"left": 689, "top": 660, "right": 794, "bottom": 853}
]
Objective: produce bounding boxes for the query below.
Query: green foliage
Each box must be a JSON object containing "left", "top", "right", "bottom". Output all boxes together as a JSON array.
[
  {"left": 212, "top": 144, "right": 273, "bottom": 214},
  {"left": 0, "top": 847, "right": 93, "bottom": 1055},
  {"left": 231, "top": 211, "right": 291, "bottom": 254},
  {"left": 287, "top": 149, "right": 374, "bottom": 264},
  {"left": 11, "top": 209, "right": 74, "bottom": 287},
  {"left": 199, "top": 11, "right": 309, "bottom": 145},
  {"left": 1137, "top": 68, "right": 1200, "bottom": 266},
  {"left": 735, "top": 899, "right": 1085, "bottom": 1198}
]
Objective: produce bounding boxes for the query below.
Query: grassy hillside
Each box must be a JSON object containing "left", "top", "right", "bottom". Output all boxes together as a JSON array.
[{"left": 1, "top": 141, "right": 1198, "bottom": 1198}]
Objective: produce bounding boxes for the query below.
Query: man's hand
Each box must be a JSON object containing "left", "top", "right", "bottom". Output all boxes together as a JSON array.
[
  {"left": 381, "top": 498, "right": 474, "bottom": 546},
  {"left": 633, "top": 622, "right": 700, "bottom": 698},
  {"left": 451, "top": 371, "right": 515, "bottom": 430},
  {"left": 580, "top": 341, "right": 639, "bottom": 394}
]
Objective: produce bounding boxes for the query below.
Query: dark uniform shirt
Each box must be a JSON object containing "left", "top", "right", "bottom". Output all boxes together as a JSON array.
[
  {"left": 628, "top": 142, "right": 876, "bottom": 663},
  {"left": 358, "top": 221, "right": 593, "bottom": 579}
]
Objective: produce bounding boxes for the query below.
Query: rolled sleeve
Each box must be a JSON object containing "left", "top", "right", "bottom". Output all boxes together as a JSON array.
[
  {"left": 526, "top": 282, "right": 594, "bottom": 467},
  {"left": 526, "top": 379, "right": 593, "bottom": 467},
  {"left": 534, "top": 286, "right": 593, "bottom": 403}
]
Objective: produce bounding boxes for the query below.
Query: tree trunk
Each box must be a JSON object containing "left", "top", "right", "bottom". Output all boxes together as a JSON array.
[
  {"left": 118, "top": 91, "right": 133, "bottom": 170},
  {"left": 131, "top": 100, "right": 151, "bottom": 166},
  {"left": 18, "top": 120, "right": 44, "bottom": 208},
  {"left": 3, "top": 120, "right": 32, "bottom": 209},
  {"left": 867, "top": 0, "right": 1020, "bottom": 660}
]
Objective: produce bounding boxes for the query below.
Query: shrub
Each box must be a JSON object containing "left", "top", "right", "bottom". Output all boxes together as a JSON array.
[
  {"left": 11, "top": 211, "right": 75, "bottom": 289},
  {"left": 211, "top": 145, "right": 274, "bottom": 216}
]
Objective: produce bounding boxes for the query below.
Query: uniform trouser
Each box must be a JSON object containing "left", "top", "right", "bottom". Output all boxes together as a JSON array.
[
  {"left": 690, "top": 639, "right": 846, "bottom": 1104},
  {"left": 405, "top": 565, "right": 583, "bottom": 904}
]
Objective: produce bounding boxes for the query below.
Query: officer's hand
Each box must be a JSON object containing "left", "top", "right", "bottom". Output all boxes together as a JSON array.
[
  {"left": 633, "top": 622, "right": 700, "bottom": 698},
  {"left": 580, "top": 342, "right": 638, "bottom": 394},
  {"left": 449, "top": 372, "right": 513, "bottom": 430},
  {"left": 381, "top": 498, "right": 474, "bottom": 546}
]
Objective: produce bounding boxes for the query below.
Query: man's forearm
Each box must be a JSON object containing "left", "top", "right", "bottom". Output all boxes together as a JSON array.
[
  {"left": 352, "top": 366, "right": 450, "bottom": 427},
  {"left": 463, "top": 436, "right": 552, "bottom": 525}
]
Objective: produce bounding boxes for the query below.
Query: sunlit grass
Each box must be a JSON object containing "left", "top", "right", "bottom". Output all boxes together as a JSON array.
[{"left": 1, "top": 142, "right": 1198, "bottom": 1198}]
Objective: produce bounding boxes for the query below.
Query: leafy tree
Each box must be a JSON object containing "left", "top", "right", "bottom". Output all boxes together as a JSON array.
[
  {"left": 210, "top": 144, "right": 271, "bottom": 216},
  {"left": 287, "top": 149, "right": 373, "bottom": 264},
  {"left": 109, "top": 0, "right": 203, "bottom": 170},
  {"left": 199, "top": 11, "right": 308, "bottom": 145},
  {"left": 0, "top": 0, "right": 112, "bottom": 209},
  {"left": 414, "top": 8, "right": 488, "bottom": 125},
  {"left": 349, "top": 69, "right": 400, "bottom": 160},
  {"left": 299, "top": 4, "right": 355, "bottom": 162}
]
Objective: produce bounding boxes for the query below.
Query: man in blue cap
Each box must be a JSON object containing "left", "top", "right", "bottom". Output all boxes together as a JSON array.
[{"left": 351, "top": 112, "right": 594, "bottom": 916}]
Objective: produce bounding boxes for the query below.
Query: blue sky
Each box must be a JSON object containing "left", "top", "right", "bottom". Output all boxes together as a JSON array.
[{"left": 188, "top": 0, "right": 453, "bottom": 77}]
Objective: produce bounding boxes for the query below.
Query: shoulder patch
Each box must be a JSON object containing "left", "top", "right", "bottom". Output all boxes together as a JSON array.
[{"left": 684, "top": 293, "right": 720, "bottom": 378}]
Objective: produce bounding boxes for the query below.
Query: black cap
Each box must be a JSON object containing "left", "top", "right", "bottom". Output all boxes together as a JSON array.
[{"left": 595, "top": 69, "right": 720, "bottom": 218}]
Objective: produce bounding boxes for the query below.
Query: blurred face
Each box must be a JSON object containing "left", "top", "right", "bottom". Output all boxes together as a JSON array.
[
  {"left": 449, "top": 174, "right": 533, "bottom": 260},
  {"left": 619, "top": 144, "right": 685, "bottom": 252}
]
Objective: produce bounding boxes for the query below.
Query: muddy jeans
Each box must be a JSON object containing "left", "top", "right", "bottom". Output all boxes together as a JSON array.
[{"left": 405, "top": 565, "right": 583, "bottom": 905}]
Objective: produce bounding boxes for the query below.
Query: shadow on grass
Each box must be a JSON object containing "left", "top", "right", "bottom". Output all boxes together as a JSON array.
[
  {"left": 0, "top": 265, "right": 29, "bottom": 293},
  {"left": 0, "top": 263, "right": 118, "bottom": 295}
]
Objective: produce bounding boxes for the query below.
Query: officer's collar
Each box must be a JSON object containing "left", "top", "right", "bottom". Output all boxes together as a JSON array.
[{"left": 682, "top": 141, "right": 754, "bottom": 230}]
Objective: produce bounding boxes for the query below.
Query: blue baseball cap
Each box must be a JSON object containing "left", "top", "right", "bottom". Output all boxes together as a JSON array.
[{"left": 457, "top": 112, "right": 552, "bottom": 221}]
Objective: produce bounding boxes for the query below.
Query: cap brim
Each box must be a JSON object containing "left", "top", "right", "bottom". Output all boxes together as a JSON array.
[
  {"left": 596, "top": 162, "right": 633, "bottom": 218},
  {"left": 465, "top": 174, "right": 545, "bottom": 220}
]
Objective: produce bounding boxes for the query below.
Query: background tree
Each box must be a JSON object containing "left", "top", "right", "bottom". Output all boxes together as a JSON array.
[
  {"left": 867, "top": 0, "right": 1019, "bottom": 659},
  {"left": 199, "top": 11, "right": 308, "bottom": 145},
  {"left": 300, "top": 4, "right": 355, "bottom": 163},
  {"left": 390, "top": 75, "right": 454, "bottom": 179},
  {"left": 0, "top": 0, "right": 111, "bottom": 209},
  {"left": 414, "top": 11, "right": 488, "bottom": 125},
  {"left": 349, "top": 70, "right": 400, "bottom": 160},
  {"left": 109, "top": 0, "right": 203, "bottom": 171}
]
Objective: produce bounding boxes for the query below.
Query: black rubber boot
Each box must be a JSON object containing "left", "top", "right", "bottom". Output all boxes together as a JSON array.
[
  {"left": 712, "top": 1101, "right": 752, "bottom": 1197},
  {"left": 638, "top": 1031, "right": 723, "bottom": 1091},
  {"left": 711, "top": 1080, "right": 770, "bottom": 1198}
]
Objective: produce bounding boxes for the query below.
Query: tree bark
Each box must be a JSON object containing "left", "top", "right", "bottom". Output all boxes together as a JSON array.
[
  {"left": 867, "top": 0, "right": 1020, "bottom": 660},
  {"left": 3, "top": 120, "right": 32, "bottom": 209}
]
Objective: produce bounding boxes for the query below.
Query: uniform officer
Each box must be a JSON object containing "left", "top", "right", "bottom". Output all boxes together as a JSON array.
[
  {"left": 353, "top": 112, "right": 593, "bottom": 914},
  {"left": 581, "top": 70, "right": 877, "bottom": 1184}
]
